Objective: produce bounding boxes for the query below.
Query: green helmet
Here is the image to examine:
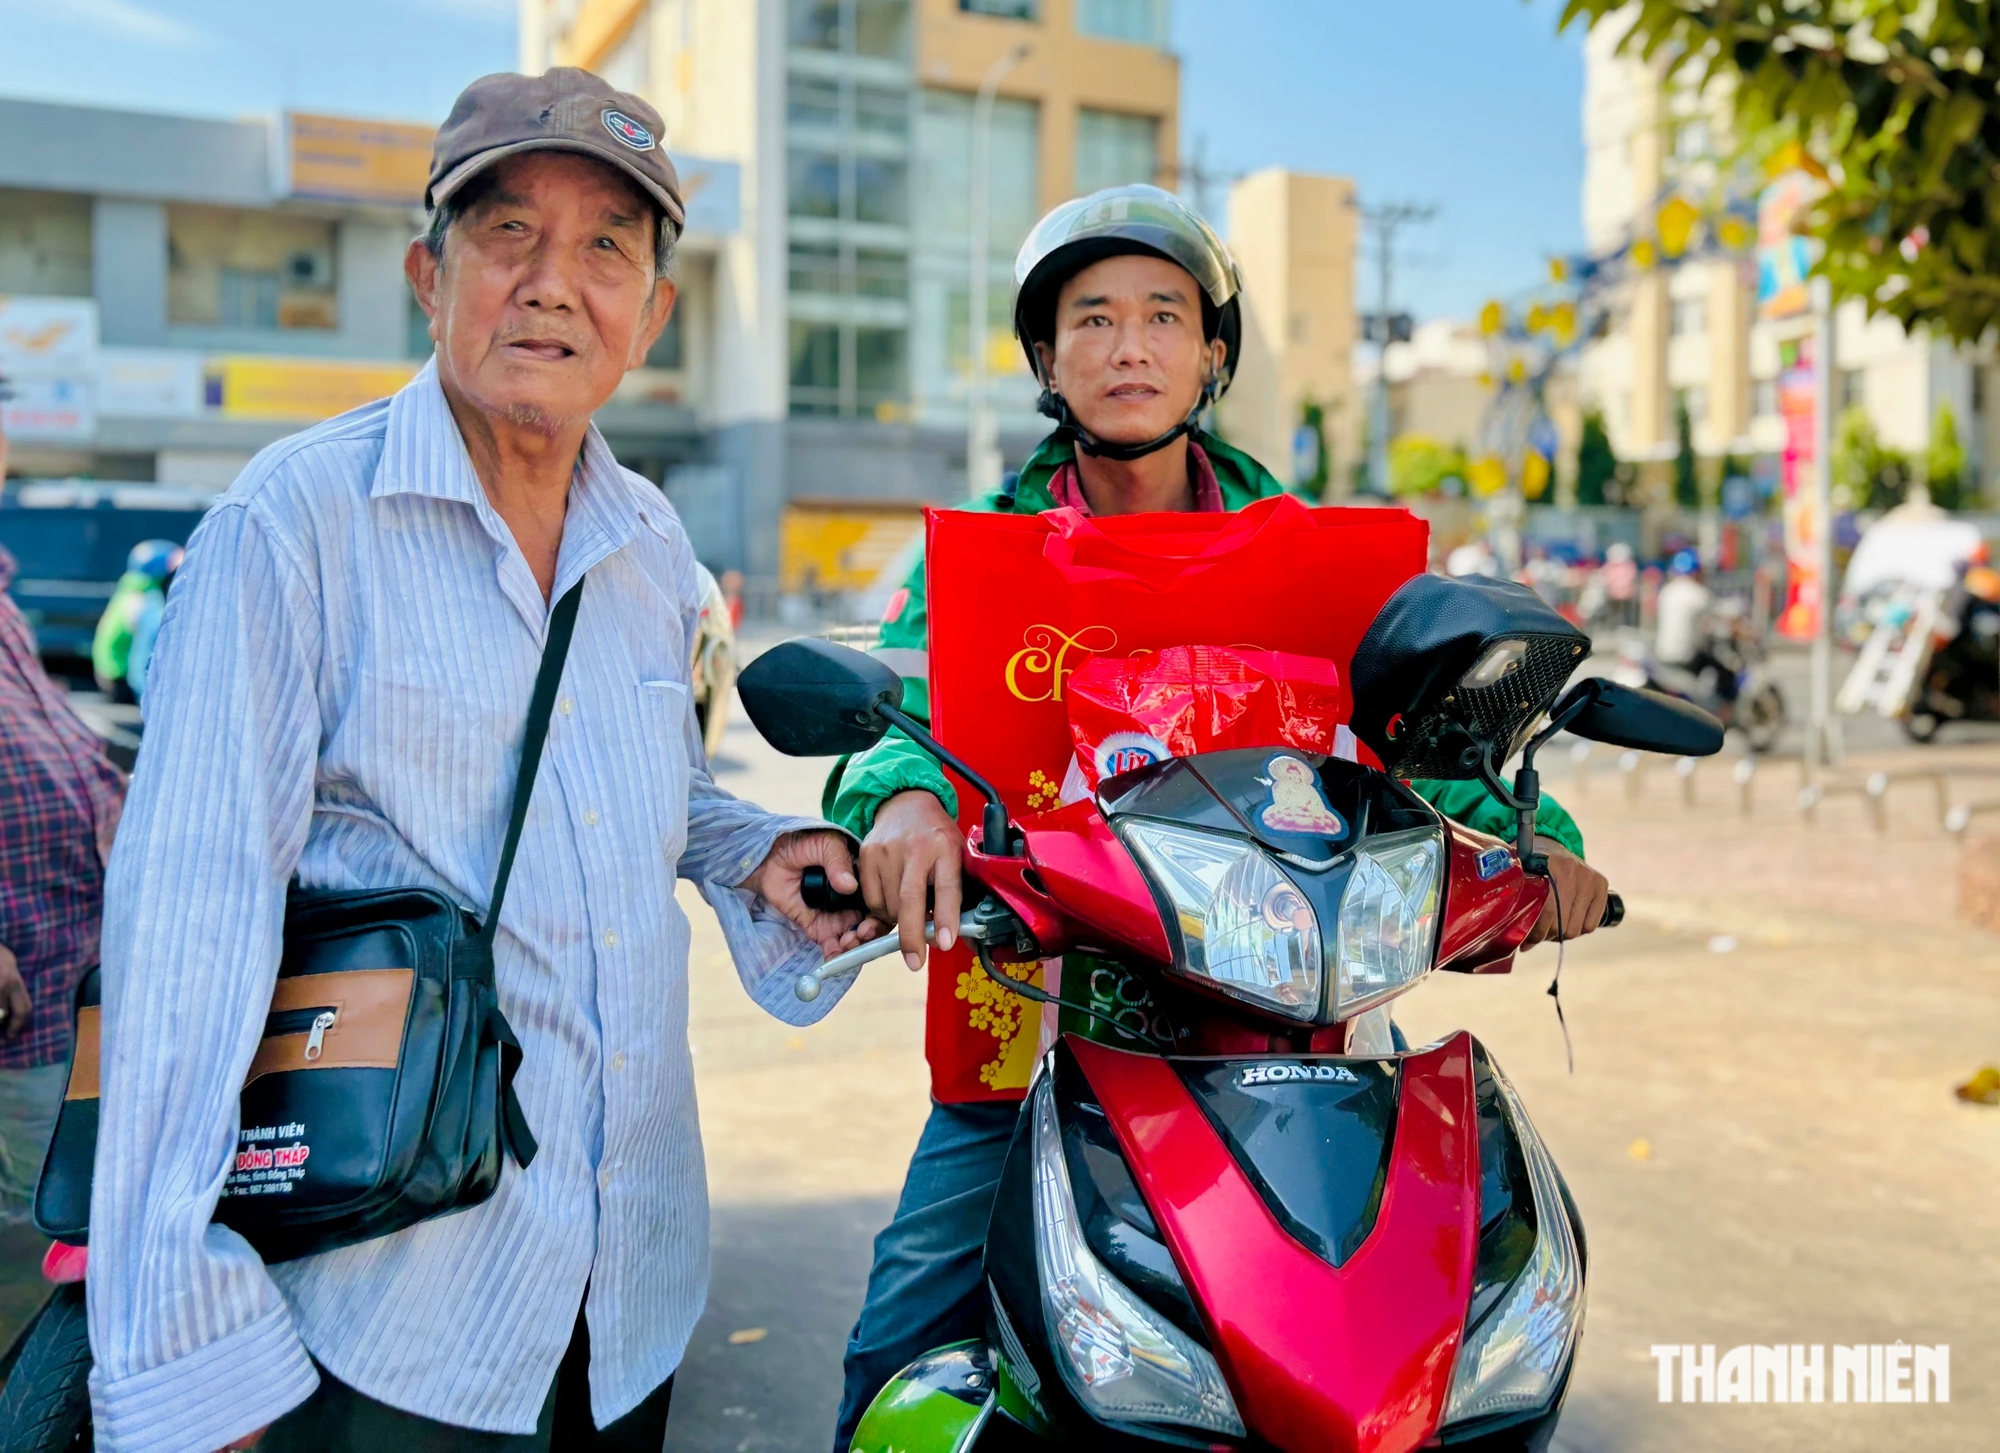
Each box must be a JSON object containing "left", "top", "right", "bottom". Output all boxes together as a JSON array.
[{"left": 1013, "top": 184, "right": 1243, "bottom": 399}]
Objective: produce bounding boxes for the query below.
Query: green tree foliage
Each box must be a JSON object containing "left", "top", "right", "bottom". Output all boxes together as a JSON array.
[
  {"left": 1927, "top": 400, "right": 1967, "bottom": 509},
  {"left": 1576, "top": 407, "right": 1618, "bottom": 506},
  {"left": 1296, "top": 398, "right": 1332, "bottom": 500},
  {"left": 1388, "top": 435, "right": 1470, "bottom": 499},
  {"left": 1832, "top": 404, "right": 1916, "bottom": 511},
  {"left": 1673, "top": 398, "right": 1700, "bottom": 509},
  {"left": 1558, "top": 1, "right": 2000, "bottom": 342}
]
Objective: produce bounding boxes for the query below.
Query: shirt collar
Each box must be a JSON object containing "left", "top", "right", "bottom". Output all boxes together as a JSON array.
[
  {"left": 370, "top": 357, "right": 641, "bottom": 566},
  {"left": 1044, "top": 440, "right": 1226, "bottom": 516}
]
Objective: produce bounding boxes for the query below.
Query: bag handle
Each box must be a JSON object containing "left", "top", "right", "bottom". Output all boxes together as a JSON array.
[
  {"left": 458, "top": 575, "right": 584, "bottom": 1170},
  {"left": 1041, "top": 493, "right": 1313, "bottom": 590},
  {"left": 477, "top": 576, "right": 586, "bottom": 952}
]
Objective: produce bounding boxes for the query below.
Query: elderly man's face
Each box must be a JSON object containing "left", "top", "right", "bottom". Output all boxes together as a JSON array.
[{"left": 407, "top": 152, "right": 675, "bottom": 432}]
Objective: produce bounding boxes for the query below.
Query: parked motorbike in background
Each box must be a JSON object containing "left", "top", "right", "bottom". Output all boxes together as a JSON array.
[
  {"left": 1905, "top": 566, "right": 2000, "bottom": 742},
  {"left": 1614, "top": 600, "right": 1785, "bottom": 753},
  {"left": 739, "top": 575, "right": 1724, "bottom": 1453}
]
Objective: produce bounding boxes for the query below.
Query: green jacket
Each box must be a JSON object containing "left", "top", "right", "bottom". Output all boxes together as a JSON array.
[{"left": 821, "top": 429, "right": 1583, "bottom": 858}]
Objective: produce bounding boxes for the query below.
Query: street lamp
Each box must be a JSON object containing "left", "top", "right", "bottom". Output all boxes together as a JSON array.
[{"left": 968, "top": 42, "right": 1032, "bottom": 499}]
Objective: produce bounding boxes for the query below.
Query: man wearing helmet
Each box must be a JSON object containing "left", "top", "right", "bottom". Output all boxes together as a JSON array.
[{"left": 822, "top": 186, "right": 1608, "bottom": 1446}]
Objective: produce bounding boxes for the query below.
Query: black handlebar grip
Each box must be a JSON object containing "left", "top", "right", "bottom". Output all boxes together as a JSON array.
[
  {"left": 1601, "top": 892, "right": 1625, "bottom": 929},
  {"left": 801, "top": 866, "right": 868, "bottom": 915}
]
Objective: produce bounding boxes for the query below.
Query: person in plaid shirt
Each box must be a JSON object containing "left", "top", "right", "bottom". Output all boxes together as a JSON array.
[{"left": 0, "top": 413, "right": 127, "bottom": 1220}]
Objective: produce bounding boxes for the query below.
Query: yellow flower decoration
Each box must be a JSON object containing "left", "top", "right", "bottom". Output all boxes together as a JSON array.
[
  {"left": 958, "top": 956, "right": 1040, "bottom": 1086},
  {"left": 1025, "top": 767, "right": 1063, "bottom": 811}
]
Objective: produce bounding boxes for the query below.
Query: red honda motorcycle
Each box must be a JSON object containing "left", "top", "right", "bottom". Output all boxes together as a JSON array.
[{"left": 739, "top": 574, "right": 1724, "bottom": 1453}]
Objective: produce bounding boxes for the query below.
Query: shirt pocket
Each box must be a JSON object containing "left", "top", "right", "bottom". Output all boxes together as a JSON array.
[{"left": 637, "top": 679, "right": 692, "bottom": 862}]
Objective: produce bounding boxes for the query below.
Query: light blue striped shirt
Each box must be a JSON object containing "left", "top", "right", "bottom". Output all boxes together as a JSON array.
[{"left": 87, "top": 361, "right": 846, "bottom": 1451}]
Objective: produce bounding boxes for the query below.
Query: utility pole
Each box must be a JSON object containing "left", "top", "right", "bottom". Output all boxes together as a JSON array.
[
  {"left": 1359, "top": 201, "right": 1436, "bottom": 495},
  {"left": 967, "top": 42, "right": 1032, "bottom": 499},
  {"left": 1175, "top": 134, "right": 1242, "bottom": 224}
]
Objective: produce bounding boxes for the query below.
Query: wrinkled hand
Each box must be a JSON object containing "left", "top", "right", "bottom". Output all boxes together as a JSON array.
[
  {"left": 860, "top": 790, "right": 963, "bottom": 972},
  {"left": 1523, "top": 837, "right": 1610, "bottom": 947},
  {"left": 0, "top": 946, "right": 30, "bottom": 1042},
  {"left": 740, "top": 830, "right": 880, "bottom": 958}
]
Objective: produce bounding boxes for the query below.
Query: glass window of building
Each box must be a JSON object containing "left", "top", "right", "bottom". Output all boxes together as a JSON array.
[
  {"left": 646, "top": 301, "right": 685, "bottom": 371},
  {"left": 789, "top": 0, "right": 842, "bottom": 49},
  {"left": 789, "top": 77, "right": 842, "bottom": 130},
  {"left": 790, "top": 322, "right": 842, "bottom": 413},
  {"left": 788, "top": 151, "right": 844, "bottom": 219},
  {"left": 853, "top": 157, "right": 909, "bottom": 225},
  {"left": 855, "top": 85, "right": 911, "bottom": 138},
  {"left": 854, "top": 0, "right": 912, "bottom": 59},
  {"left": 855, "top": 248, "right": 908, "bottom": 299},
  {"left": 168, "top": 206, "right": 338, "bottom": 331},
  {"left": 1076, "top": 0, "right": 1170, "bottom": 46},
  {"left": 960, "top": 0, "right": 1036, "bottom": 17},
  {"left": 791, "top": 244, "right": 844, "bottom": 295},
  {"left": 0, "top": 190, "right": 92, "bottom": 297},
  {"left": 1075, "top": 108, "right": 1159, "bottom": 195},
  {"left": 856, "top": 326, "right": 907, "bottom": 407}
]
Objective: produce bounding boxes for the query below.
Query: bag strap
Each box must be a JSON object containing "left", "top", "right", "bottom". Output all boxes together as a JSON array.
[
  {"left": 477, "top": 576, "right": 586, "bottom": 954},
  {"left": 458, "top": 575, "right": 585, "bottom": 1170}
]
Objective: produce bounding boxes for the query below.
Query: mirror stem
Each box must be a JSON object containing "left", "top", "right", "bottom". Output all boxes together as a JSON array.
[
  {"left": 875, "top": 703, "right": 1021, "bottom": 856},
  {"left": 1475, "top": 744, "right": 1548, "bottom": 878}
]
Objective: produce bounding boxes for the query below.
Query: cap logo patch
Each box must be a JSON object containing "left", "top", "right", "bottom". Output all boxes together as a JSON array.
[{"left": 602, "top": 109, "right": 655, "bottom": 151}]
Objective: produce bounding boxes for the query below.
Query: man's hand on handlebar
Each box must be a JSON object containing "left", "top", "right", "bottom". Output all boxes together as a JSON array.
[
  {"left": 1523, "top": 836, "right": 1610, "bottom": 946},
  {"left": 862, "top": 790, "right": 964, "bottom": 971},
  {"left": 741, "top": 830, "right": 882, "bottom": 958}
]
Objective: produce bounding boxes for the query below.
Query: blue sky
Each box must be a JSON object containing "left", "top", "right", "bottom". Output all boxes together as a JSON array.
[{"left": 0, "top": 0, "right": 1586, "bottom": 322}]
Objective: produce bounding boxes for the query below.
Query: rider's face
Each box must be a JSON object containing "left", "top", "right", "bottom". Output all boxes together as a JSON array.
[{"left": 1039, "top": 254, "right": 1225, "bottom": 446}]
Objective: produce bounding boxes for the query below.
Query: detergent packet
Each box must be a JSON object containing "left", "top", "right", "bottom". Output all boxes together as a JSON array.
[{"left": 1061, "top": 644, "right": 1358, "bottom": 801}]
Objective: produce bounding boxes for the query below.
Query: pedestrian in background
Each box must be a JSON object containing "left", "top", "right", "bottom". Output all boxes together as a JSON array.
[{"left": 0, "top": 405, "right": 128, "bottom": 1223}]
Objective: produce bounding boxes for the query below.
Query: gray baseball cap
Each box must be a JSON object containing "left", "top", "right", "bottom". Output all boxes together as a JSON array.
[{"left": 428, "top": 68, "right": 685, "bottom": 232}]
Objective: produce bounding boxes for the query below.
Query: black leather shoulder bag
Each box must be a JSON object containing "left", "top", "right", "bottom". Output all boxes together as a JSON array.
[{"left": 37, "top": 577, "right": 585, "bottom": 1263}]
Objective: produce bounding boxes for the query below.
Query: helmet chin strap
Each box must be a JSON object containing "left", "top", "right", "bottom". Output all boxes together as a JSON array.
[{"left": 1039, "top": 376, "right": 1220, "bottom": 464}]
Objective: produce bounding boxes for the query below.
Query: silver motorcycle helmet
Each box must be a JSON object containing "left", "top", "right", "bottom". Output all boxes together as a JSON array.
[{"left": 1012, "top": 184, "right": 1243, "bottom": 462}]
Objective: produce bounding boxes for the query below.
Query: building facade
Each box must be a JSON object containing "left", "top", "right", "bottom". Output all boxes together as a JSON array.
[
  {"left": 1578, "top": 21, "right": 2000, "bottom": 501},
  {"left": 522, "top": 0, "right": 1180, "bottom": 586},
  {"left": 0, "top": 95, "right": 714, "bottom": 489}
]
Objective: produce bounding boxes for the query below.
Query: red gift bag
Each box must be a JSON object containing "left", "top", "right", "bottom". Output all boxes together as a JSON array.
[{"left": 920, "top": 495, "right": 1429, "bottom": 1102}]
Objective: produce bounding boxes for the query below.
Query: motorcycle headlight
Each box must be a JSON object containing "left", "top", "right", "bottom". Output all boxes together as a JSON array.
[
  {"left": 1443, "top": 1059, "right": 1585, "bottom": 1426},
  {"left": 1332, "top": 828, "right": 1444, "bottom": 1020},
  {"left": 1030, "top": 1076, "right": 1245, "bottom": 1438},
  {"left": 1121, "top": 821, "right": 1321, "bottom": 1021}
]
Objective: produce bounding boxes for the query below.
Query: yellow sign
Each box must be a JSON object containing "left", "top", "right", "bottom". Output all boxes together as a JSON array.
[
  {"left": 779, "top": 503, "right": 925, "bottom": 594},
  {"left": 207, "top": 357, "right": 418, "bottom": 421},
  {"left": 289, "top": 112, "right": 436, "bottom": 206}
]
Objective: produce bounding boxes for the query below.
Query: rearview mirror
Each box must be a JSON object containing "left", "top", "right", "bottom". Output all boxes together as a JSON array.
[
  {"left": 737, "top": 638, "right": 904, "bottom": 757},
  {"left": 1559, "top": 678, "right": 1725, "bottom": 757}
]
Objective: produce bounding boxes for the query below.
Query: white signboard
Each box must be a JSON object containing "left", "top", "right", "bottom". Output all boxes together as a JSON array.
[
  {"left": 0, "top": 295, "right": 100, "bottom": 443},
  {"left": 97, "top": 348, "right": 204, "bottom": 420}
]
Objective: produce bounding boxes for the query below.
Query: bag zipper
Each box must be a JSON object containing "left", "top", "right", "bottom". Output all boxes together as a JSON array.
[{"left": 265, "top": 1006, "right": 338, "bottom": 1061}]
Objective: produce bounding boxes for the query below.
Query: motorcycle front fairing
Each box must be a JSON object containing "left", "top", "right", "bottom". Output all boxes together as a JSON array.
[{"left": 974, "top": 1032, "right": 1583, "bottom": 1453}]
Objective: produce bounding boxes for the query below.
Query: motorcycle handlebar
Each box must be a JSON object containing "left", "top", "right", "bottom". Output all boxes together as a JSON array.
[
  {"left": 801, "top": 865, "right": 868, "bottom": 915},
  {"left": 1600, "top": 892, "right": 1625, "bottom": 929}
]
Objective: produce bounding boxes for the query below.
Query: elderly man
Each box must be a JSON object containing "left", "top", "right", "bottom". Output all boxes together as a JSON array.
[
  {"left": 0, "top": 410, "right": 127, "bottom": 1226},
  {"left": 87, "top": 71, "right": 872, "bottom": 1453}
]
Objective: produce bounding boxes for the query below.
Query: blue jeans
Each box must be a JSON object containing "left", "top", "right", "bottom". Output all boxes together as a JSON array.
[{"left": 834, "top": 1098, "right": 1021, "bottom": 1451}]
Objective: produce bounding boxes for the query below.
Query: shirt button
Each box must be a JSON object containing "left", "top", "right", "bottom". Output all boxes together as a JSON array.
[
  {"left": 603, "top": 930, "right": 619, "bottom": 948},
  {"left": 599, "top": 1167, "right": 613, "bottom": 1189},
  {"left": 584, "top": 808, "right": 600, "bottom": 826},
  {"left": 558, "top": 696, "right": 575, "bottom": 716},
  {"left": 611, "top": 1052, "right": 628, "bottom": 1072}
]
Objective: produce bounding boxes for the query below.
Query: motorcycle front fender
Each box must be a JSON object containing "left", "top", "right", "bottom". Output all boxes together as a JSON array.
[{"left": 851, "top": 1340, "right": 996, "bottom": 1453}]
